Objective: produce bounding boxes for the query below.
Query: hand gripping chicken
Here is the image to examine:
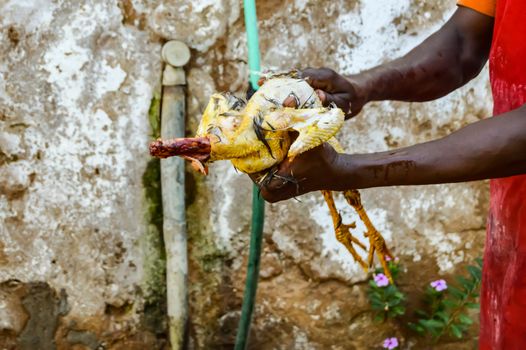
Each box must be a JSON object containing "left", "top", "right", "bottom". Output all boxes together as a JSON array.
[{"left": 149, "top": 73, "right": 394, "bottom": 281}]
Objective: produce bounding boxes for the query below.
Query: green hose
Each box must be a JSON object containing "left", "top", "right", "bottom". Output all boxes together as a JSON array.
[
  {"left": 234, "top": 1, "right": 264, "bottom": 349},
  {"left": 244, "top": 0, "right": 261, "bottom": 90}
]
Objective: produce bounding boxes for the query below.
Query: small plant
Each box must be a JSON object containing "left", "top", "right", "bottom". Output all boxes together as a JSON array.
[
  {"left": 367, "top": 259, "right": 406, "bottom": 322},
  {"left": 408, "top": 258, "right": 483, "bottom": 341}
]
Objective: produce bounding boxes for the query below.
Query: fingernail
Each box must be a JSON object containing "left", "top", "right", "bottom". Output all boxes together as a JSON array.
[
  {"left": 283, "top": 95, "right": 297, "bottom": 107},
  {"left": 315, "top": 89, "right": 326, "bottom": 102}
]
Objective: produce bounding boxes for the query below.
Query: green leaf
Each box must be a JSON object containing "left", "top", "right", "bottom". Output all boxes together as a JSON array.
[
  {"left": 465, "top": 302, "right": 480, "bottom": 310},
  {"left": 450, "top": 324, "right": 463, "bottom": 338},
  {"left": 435, "top": 311, "right": 449, "bottom": 323},
  {"left": 393, "top": 298, "right": 404, "bottom": 305},
  {"left": 373, "top": 313, "right": 384, "bottom": 323},
  {"left": 442, "top": 299, "right": 458, "bottom": 308},
  {"left": 389, "top": 263, "right": 400, "bottom": 278},
  {"left": 425, "top": 286, "right": 442, "bottom": 298},
  {"left": 456, "top": 276, "right": 475, "bottom": 291},
  {"left": 415, "top": 325, "right": 426, "bottom": 334},
  {"left": 475, "top": 257, "right": 483, "bottom": 268},
  {"left": 458, "top": 314, "right": 474, "bottom": 325},
  {"left": 368, "top": 289, "right": 382, "bottom": 298},
  {"left": 392, "top": 306, "right": 405, "bottom": 316},
  {"left": 368, "top": 292, "right": 381, "bottom": 301},
  {"left": 448, "top": 286, "right": 466, "bottom": 300},
  {"left": 415, "top": 309, "right": 428, "bottom": 318},
  {"left": 370, "top": 301, "right": 384, "bottom": 310},
  {"left": 394, "top": 291, "right": 405, "bottom": 299},
  {"left": 421, "top": 319, "right": 444, "bottom": 329},
  {"left": 368, "top": 280, "right": 379, "bottom": 289},
  {"left": 384, "top": 285, "right": 396, "bottom": 297},
  {"left": 467, "top": 265, "right": 482, "bottom": 281},
  {"left": 408, "top": 322, "right": 425, "bottom": 334},
  {"left": 369, "top": 298, "right": 382, "bottom": 308}
]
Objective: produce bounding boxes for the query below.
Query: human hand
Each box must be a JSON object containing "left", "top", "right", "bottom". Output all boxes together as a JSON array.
[
  {"left": 258, "top": 68, "right": 367, "bottom": 118},
  {"left": 301, "top": 68, "right": 367, "bottom": 119},
  {"left": 250, "top": 143, "right": 342, "bottom": 203}
]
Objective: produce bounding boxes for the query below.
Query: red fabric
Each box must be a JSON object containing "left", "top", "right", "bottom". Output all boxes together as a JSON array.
[{"left": 480, "top": 0, "right": 526, "bottom": 348}]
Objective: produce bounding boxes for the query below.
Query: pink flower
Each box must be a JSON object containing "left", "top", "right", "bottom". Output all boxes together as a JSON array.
[
  {"left": 430, "top": 279, "right": 448, "bottom": 292},
  {"left": 374, "top": 273, "right": 389, "bottom": 287},
  {"left": 385, "top": 255, "right": 392, "bottom": 261},
  {"left": 382, "top": 337, "right": 399, "bottom": 349}
]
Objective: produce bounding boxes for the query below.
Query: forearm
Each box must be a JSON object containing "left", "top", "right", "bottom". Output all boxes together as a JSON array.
[
  {"left": 335, "top": 105, "right": 526, "bottom": 189},
  {"left": 348, "top": 7, "right": 493, "bottom": 103}
]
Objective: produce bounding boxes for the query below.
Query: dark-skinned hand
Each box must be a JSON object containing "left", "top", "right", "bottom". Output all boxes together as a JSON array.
[
  {"left": 258, "top": 67, "right": 367, "bottom": 119},
  {"left": 250, "top": 68, "right": 365, "bottom": 202},
  {"left": 249, "top": 142, "right": 342, "bottom": 203}
]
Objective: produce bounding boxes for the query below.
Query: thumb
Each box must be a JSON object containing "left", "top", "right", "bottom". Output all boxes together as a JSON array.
[{"left": 315, "top": 89, "right": 337, "bottom": 107}]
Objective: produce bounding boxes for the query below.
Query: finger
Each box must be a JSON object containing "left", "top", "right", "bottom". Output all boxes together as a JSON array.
[
  {"left": 317, "top": 89, "right": 342, "bottom": 109},
  {"left": 259, "top": 178, "right": 292, "bottom": 203},
  {"left": 346, "top": 102, "right": 362, "bottom": 120},
  {"left": 320, "top": 92, "right": 351, "bottom": 115},
  {"left": 248, "top": 172, "right": 260, "bottom": 183},
  {"left": 263, "top": 162, "right": 295, "bottom": 192},
  {"left": 263, "top": 182, "right": 297, "bottom": 203},
  {"left": 260, "top": 188, "right": 289, "bottom": 203},
  {"left": 301, "top": 68, "right": 333, "bottom": 90},
  {"left": 332, "top": 93, "right": 353, "bottom": 115},
  {"left": 283, "top": 94, "right": 299, "bottom": 108},
  {"left": 315, "top": 89, "right": 327, "bottom": 104}
]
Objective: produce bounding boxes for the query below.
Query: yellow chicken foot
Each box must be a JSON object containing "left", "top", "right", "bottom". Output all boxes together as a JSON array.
[
  {"left": 342, "top": 189, "right": 394, "bottom": 283},
  {"left": 321, "top": 190, "right": 368, "bottom": 270}
]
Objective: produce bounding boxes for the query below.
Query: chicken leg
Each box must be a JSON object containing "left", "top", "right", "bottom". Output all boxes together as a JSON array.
[
  {"left": 321, "top": 190, "right": 368, "bottom": 270},
  {"left": 343, "top": 189, "right": 394, "bottom": 282}
]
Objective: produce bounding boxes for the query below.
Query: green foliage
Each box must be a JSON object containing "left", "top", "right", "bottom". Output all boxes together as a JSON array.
[
  {"left": 408, "top": 258, "right": 482, "bottom": 342},
  {"left": 148, "top": 92, "right": 162, "bottom": 138},
  {"left": 367, "top": 258, "right": 482, "bottom": 348},
  {"left": 141, "top": 96, "right": 167, "bottom": 332},
  {"left": 367, "top": 261, "right": 406, "bottom": 322}
]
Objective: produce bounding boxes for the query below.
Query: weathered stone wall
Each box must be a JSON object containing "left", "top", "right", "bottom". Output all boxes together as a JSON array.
[
  {"left": 0, "top": 1, "right": 166, "bottom": 348},
  {"left": 0, "top": 0, "right": 490, "bottom": 349}
]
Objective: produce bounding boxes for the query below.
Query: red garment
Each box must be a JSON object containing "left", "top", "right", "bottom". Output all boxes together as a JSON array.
[{"left": 480, "top": 0, "right": 526, "bottom": 348}]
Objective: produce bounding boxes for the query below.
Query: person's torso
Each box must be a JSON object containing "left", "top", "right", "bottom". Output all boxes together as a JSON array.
[
  {"left": 482, "top": 0, "right": 526, "bottom": 346},
  {"left": 488, "top": 0, "right": 526, "bottom": 245},
  {"left": 490, "top": 0, "right": 526, "bottom": 114}
]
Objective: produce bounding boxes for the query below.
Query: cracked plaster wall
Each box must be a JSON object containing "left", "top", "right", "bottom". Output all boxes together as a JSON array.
[{"left": 0, "top": 0, "right": 490, "bottom": 349}]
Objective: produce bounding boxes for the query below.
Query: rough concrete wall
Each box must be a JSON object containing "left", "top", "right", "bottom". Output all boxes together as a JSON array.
[
  {"left": 0, "top": 0, "right": 491, "bottom": 349},
  {"left": 0, "top": 0, "right": 166, "bottom": 348}
]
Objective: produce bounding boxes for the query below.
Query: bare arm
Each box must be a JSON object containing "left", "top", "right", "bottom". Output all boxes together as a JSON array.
[
  {"left": 303, "top": 6, "right": 494, "bottom": 118},
  {"left": 337, "top": 105, "right": 526, "bottom": 189},
  {"left": 256, "top": 104, "right": 526, "bottom": 202},
  {"left": 252, "top": 6, "right": 505, "bottom": 202}
]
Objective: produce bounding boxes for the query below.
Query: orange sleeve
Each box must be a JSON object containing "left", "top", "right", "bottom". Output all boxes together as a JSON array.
[{"left": 457, "top": 0, "right": 496, "bottom": 17}]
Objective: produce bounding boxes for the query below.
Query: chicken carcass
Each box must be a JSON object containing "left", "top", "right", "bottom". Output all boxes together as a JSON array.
[{"left": 149, "top": 74, "right": 394, "bottom": 281}]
